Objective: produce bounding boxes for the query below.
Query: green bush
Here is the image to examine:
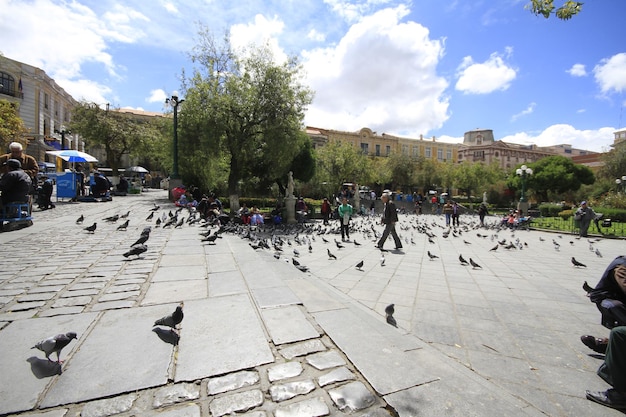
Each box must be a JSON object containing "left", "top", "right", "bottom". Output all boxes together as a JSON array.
[
  {"left": 558, "top": 209, "right": 573, "bottom": 220},
  {"left": 538, "top": 203, "right": 565, "bottom": 217},
  {"left": 594, "top": 207, "right": 626, "bottom": 222}
]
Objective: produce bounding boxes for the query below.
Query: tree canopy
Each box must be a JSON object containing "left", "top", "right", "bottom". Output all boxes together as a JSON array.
[
  {"left": 526, "top": 0, "right": 583, "bottom": 20},
  {"left": 70, "top": 103, "right": 167, "bottom": 175},
  {"left": 0, "top": 99, "right": 28, "bottom": 150},
  {"left": 511, "top": 155, "right": 594, "bottom": 202},
  {"left": 179, "top": 29, "right": 314, "bottom": 209}
]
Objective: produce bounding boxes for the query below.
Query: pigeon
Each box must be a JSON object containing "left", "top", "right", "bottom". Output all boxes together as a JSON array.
[
  {"left": 469, "top": 258, "right": 482, "bottom": 269},
  {"left": 32, "top": 332, "right": 77, "bottom": 362},
  {"left": 459, "top": 254, "right": 469, "bottom": 266},
  {"left": 292, "top": 258, "right": 301, "bottom": 267},
  {"left": 76, "top": 214, "right": 84, "bottom": 224},
  {"left": 150, "top": 204, "right": 160, "bottom": 211},
  {"left": 116, "top": 219, "right": 129, "bottom": 231},
  {"left": 582, "top": 281, "right": 593, "bottom": 293},
  {"left": 356, "top": 260, "right": 364, "bottom": 270},
  {"left": 155, "top": 218, "right": 162, "bottom": 227},
  {"left": 174, "top": 217, "right": 185, "bottom": 228},
  {"left": 146, "top": 212, "right": 155, "bottom": 221},
  {"left": 293, "top": 249, "right": 300, "bottom": 257},
  {"left": 154, "top": 303, "right": 184, "bottom": 329},
  {"left": 380, "top": 254, "right": 386, "bottom": 267},
  {"left": 335, "top": 240, "right": 344, "bottom": 249},
  {"left": 327, "top": 249, "right": 337, "bottom": 260},
  {"left": 295, "top": 264, "right": 309, "bottom": 273},
  {"left": 131, "top": 234, "right": 149, "bottom": 246},
  {"left": 428, "top": 237, "right": 435, "bottom": 244},
  {"left": 385, "top": 304, "right": 397, "bottom": 327},
  {"left": 571, "top": 257, "right": 586, "bottom": 268},
  {"left": 202, "top": 234, "right": 218, "bottom": 244},
  {"left": 120, "top": 210, "right": 130, "bottom": 219},
  {"left": 595, "top": 249, "right": 603, "bottom": 258},
  {"left": 489, "top": 244, "right": 498, "bottom": 251},
  {"left": 104, "top": 214, "right": 119, "bottom": 222},
  {"left": 123, "top": 244, "right": 147, "bottom": 258},
  {"left": 84, "top": 222, "right": 97, "bottom": 233},
  {"left": 354, "top": 240, "right": 361, "bottom": 246},
  {"left": 427, "top": 251, "right": 439, "bottom": 260}
]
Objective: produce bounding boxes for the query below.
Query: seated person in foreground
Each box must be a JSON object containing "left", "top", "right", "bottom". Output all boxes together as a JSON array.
[
  {"left": 116, "top": 176, "right": 129, "bottom": 195},
  {"left": 586, "top": 326, "right": 626, "bottom": 410},
  {"left": 0, "top": 159, "right": 31, "bottom": 209},
  {"left": 92, "top": 172, "right": 112, "bottom": 198},
  {"left": 581, "top": 256, "right": 626, "bottom": 354}
]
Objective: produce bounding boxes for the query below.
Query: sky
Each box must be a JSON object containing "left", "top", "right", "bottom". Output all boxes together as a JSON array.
[{"left": 2, "top": 0, "right": 626, "bottom": 152}]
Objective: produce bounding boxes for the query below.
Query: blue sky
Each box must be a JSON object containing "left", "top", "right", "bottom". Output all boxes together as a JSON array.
[{"left": 2, "top": 0, "right": 625, "bottom": 152}]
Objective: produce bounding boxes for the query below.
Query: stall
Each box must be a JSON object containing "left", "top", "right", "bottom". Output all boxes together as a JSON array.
[{"left": 45, "top": 150, "right": 98, "bottom": 201}]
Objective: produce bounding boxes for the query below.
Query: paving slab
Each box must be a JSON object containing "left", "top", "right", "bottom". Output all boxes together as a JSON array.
[
  {"left": 40, "top": 304, "right": 175, "bottom": 408},
  {"left": 141, "top": 280, "right": 208, "bottom": 305},
  {"left": 208, "top": 270, "right": 248, "bottom": 297},
  {"left": 251, "top": 287, "right": 301, "bottom": 309},
  {"left": 0, "top": 312, "right": 97, "bottom": 415},
  {"left": 260, "top": 305, "right": 319, "bottom": 345},
  {"left": 175, "top": 295, "right": 274, "bottom": 382},
  {"left": 313, "top": 308, "right": 439, "bottom": 395}
]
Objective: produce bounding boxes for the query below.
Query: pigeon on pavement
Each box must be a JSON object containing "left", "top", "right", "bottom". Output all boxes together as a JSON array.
[
  {"left": 469, "top": 258, "right": 482, "bottom": 269},
  {"left": 76, "top": 214, "right": 84, "bottom": 224},
  {"left": 154, "top": 303, "right": 184, "bottom": 329},
  {"left": 84, "top": 223, "right": 97, "bottom": 233},
  {"left": 571, "top": 257, "right": 587, "bottom": 268},
  {"left": 32, "top": 332, "right": 77, "bottom": 363},
  {"left": 356, "top": 260, "right": 364, "bottom": 270},
  {"left": 116, "top": 219, "right": 130, "bottom": 231},
  {"left": 385, "top": 304, "right": 397, "bottom": 327},
  {"left": 123, "top": 244, "right": 147, "bottom": 258},
  {"left": 459, "top": 254, "right": 469, "bottom": 266}
]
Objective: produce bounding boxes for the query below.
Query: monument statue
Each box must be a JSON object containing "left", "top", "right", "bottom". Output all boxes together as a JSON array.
[{"left": 286, "top": 171, "right": 295, "bottom": 198}]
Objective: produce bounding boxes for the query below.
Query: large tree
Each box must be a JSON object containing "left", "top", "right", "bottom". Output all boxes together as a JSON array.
[
  {"left": 599, "top": 145, "right": 626, "bottom": 183},
  {"left": 180, "top": 29, "right": 313, "bottom": 210},
  {"left": 511, "top": 155, "right": 594, "bottom": 202},
  {"left": 70, "top": 103, "right": 166, "bottom": 175},
  {"left": 0, "top": 99, "right": 28, "bottom": 150},
  {"left": 452, "top": 162, "right": 502, "bottom": 206},
  {"left": 314, "top": 140, "right": 373, "bottom": 197},
  {"left": 526, "top": 0, "right": 583, "bottom": 20}
]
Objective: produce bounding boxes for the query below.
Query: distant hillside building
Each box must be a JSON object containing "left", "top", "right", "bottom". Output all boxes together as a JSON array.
[
  {"left": 457, "top": 128, "right": 596, "bottom": 170},
  {"left": 306, "top": 126, "right": 458, "bottom": 163},
  {"left": 0, "top": 55, "right": 82, "bottom": 161}
]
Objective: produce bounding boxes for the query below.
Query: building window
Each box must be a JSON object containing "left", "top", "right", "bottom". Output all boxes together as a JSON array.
[
  {"left": 437, "top": 148, "right": 443, "bottom": 160},
  {"left": 446, "top": 149, "right": 452, "bottom": 161},
  {"left": 425, "top": 147, "right": 431, "bottom": 158},
  {"left": 0, "top": 72, "right": 16, "bottom": 97},
  {"left": 385, "top": 145, "right": 391, "bottom": 156},
  {"left": 412, "top": 146, "right": 419, "bottom": 157},
  {"left": 495, "top": 151, "right": 499, "bottom": 157},
  {"left": 360, "top": 143, "right": 369, "bottom": 155},
  {"left": 44, "top": 93, "right": 49, "bottom": 109},
  {"left": 402, "top": 144, "right": 408, "bottom": 155},
  {"left": 375, "top": 144, "right": 380, "bottom": 156}
]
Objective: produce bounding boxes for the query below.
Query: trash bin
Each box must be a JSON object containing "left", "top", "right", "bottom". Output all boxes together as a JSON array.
[{"left": 602, "top": 219, "right": 612, "bottom": 227}]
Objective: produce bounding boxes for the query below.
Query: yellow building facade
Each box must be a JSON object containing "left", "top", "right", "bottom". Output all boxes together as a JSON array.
[{"left": 306, "top": 126, "right": 458, "bottom": 163}]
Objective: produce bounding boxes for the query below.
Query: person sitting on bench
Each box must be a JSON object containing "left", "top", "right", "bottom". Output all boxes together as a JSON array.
[{"left": 0, "top": 159, "right": 31, "bottom": 211}]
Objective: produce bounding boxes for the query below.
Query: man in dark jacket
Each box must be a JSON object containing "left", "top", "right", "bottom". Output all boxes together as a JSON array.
[
  {"left": 581, "top": 256, "right": 626, "bottom": 354},
  {"left": 376, "top": 192, "right": 402, "bottom": 250},
  {"left": 0, "top": 159, "right": 32, "bottom": 208}
]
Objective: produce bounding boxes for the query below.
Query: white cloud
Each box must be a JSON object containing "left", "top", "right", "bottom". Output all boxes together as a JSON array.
[
  {"left": 303, "top": 6, "right": 449, "bottom": 135},
  {"left": 323, "top": 0, "right": 392, "bottom": 23},
  {"left": 230, "top": 14, "right": 287, "bottom": 63},
  {"left": 161, "top": 1, "right": 179, "bottom": 14},
  {"left": 307, "top": 29, "right": 326, "bottom": 42},
  {"left": 501, "top": 124, "right": 616, "bottom": 153},
  {"left": 511, "top": 102, "right": 536, "bottom": 122},
  {"left": 594, "top": 53, "right": 626, "bottom": 94},
  {"left": 147, "top": 89, "right": 167, "bottom": 104},
  {"left": 567, "top": 63, "right": 587, "bottom": 77},
  {"left": 455, "top": 49, "right": 517, "bottom": 94}
]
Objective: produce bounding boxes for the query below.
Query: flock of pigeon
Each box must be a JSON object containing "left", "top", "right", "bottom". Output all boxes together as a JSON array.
[{"left": 35, "top": 201, "right": 603, "bottom": 366}]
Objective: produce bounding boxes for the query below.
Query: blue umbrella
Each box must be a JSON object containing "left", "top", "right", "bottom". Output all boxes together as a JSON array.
[{"left": 46, "top": 150, "right": 98, "bottom": 163}]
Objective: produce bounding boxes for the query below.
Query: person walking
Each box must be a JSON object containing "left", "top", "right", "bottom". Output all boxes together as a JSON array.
[
  {"left": 452, "top": 201, "right": 460, "bottom": 227},
  {"left": 443, "top": 200, "right": 453, "bottom": 226},
  {"left": 376, "top": 192, "right": 402, "bottom": 250},
  {"left": 478, "top": 203, "right": 489, "bottom": 226},
  {"left": 337, "top": 197, "right": 353, "bottom": 241},
  {"left": 321, "top": 198, "right": 332, "bottom": 225},
  {"left": 575, "top": 200, "right": 596, "bottom": 238}
]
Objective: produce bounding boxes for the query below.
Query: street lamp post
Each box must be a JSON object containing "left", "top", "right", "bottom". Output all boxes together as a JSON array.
[
  {"left": 516, "top": 164, "right": 533, "bottom": 216},
  {"left": 165, "top": 92, "right": 184, "bottom": 180}
]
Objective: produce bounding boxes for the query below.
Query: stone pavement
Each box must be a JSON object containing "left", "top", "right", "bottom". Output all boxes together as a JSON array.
[{"left": 0, "top": 189, "right": 623, "bottom": 417}]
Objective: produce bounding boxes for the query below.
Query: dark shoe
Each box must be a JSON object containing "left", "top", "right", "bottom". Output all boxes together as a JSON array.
[
  {"left": 586, "top": 389, "right": 626, "bottom": 410},
  {"left": 581, "top": 335, "right": 608, "bottom": 354}
]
